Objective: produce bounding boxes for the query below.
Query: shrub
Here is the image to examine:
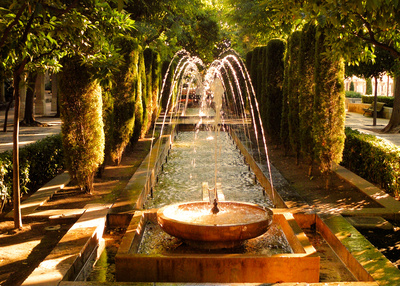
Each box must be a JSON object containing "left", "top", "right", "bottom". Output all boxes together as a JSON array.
[
  {"left": 342, "top": 127, "right": 400, "bottom": 197},
  {"left": 345, "top": 90, "right": 363, "bottom": 98},
  {"left": 0, "top": 134, "right": 64, "bottom": 210},
  {"left": 362, "top": 95, "right": 394, "bottom": 107}
]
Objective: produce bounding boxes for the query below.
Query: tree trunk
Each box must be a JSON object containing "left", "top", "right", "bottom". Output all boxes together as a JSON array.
[
  {"left": 22, "top": 72, "right": 37, "bottom": 125},
  {"left": 12, "top": 71, "right": 22, "bottom": 229},
  {"left": 373, "top": 76, "right": 378, "bottom": 126},
  {"left": 3, "top": 99, "right": 13, "bottom": 132},
  {"left": 382, "top": 75, "right": 400, "bottom": 133}
]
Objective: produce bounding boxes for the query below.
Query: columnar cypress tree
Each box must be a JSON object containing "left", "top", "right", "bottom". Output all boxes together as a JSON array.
[
  {"left": 151, "top": 50, "right": 161, "bottom": 122},
  {"left": 132, "top": 48, "right": 145, "bottom": 143},
  {"left": 102, "top": 88, "right": 114, "bottom": 166},
  {"left": 298, "top": 24, "right": 316, "bottom": 175},
  {"left": 245, "top": 51, "right": 253, "bottom": 73},
  {"left": 264, "top": 39, "right": 286, "bottom": 142},
  {"left": 110, "top": 38, "right": 139, "bottom": 164},
  {"left": 143, "top": 48, "right": 154, "bottom": 138},
  {"left": 59, "top": 56, "right": 105, "bottom": 194},
  {"left": 287, "top": 31, "right": 302, "bottom": 161},
  {"left": 280, "top": 38, "right": 291, "bottom": 152},
  {"left": 161, "top": 60, "right": 176, "bottom": 112},
  {"left": 250, "top": 47, "right": 262, "bottom": 100},
  {"left": 313, "top": 27, "right": 346, "bottom": 178}
]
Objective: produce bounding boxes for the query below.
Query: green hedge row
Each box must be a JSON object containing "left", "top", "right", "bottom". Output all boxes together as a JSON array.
[
  {"left": 345, "top": 91, "right": 363, "bottom": 98},
  {"left": 342, "top": 127, "right": 400, "bottom": 197},
  {"left": 362, "top": 95, "right": 394, "bottom": 107},
  {"left": 0, "top": 134, "right": 64, "bottom": 203}
]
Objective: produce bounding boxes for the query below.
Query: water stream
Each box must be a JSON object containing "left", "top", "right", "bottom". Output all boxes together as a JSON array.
[{"left": 144, "top": 130, "right": 272, "bottom": 209}]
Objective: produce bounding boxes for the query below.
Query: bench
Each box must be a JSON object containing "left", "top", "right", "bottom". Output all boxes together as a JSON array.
[{"left": 363, "top": 102, "right": 385, "bottom": 116}]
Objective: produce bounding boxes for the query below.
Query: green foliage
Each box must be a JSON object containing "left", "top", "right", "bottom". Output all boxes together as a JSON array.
[
  {"left": 60, "top": 56, "right": 105, "bottom": 193},
  {"left": 280, "top": 38, "right": 291, "bottom": 152},
  {"left": 345, "top": 91, "right": 363, "bottom": 98},
  {"left": 132, "top": 48, "right": 145, "bottom": 143},
  {"left": 20, "top": 135, "right": 64, "bottom": 191},
  {"left": 160, "top": 60, "right": 177, "bottom": 112},
  {"left": 101, "top": 87, "right": 115, "bottom": 165},
  {"left": 143, "top": 48, "right": 154, "bottom": 137},
  {"left": 298, "top": 24, "right": 316, "bottom": 165},
  {"left": 125, "top": 0, "right": 221, "bottom": 62},
  {"left": 342, "top": 128, "right": 400, "bottom": 197},
  {"left": 287, "top": 31, "right": 302, "bottom": 159},
  {"left": 245, "top": 51, "right": 253, "bottom": 72},
  {"left": 0, "top": 1, "right": 135, "bottom": 76},
  {"left": 222, "top": 0, "right": 292, "bottom": 53},
  {"left": 313, "top": 27, "right": 346, "bottom": 174},
  {"left": 151, "top": 50, "right": 161, "bottom": 122},
  {"left": 345, "top": 47, "right": 395, "bottom": 83},
  {"left": 349, "top": 81, "right": 355, "bottom": 91},
  {"left": 250, "top": 47, "right": 263, "bottom": 101},
  {"left": 109, "top": 38, "right": 139, "bottom": 164},
  {"left": 362, "top": 95, "right": 394, "bottom": 107},
  {"left": 0, "top": 134, "right": 64, "bottom": 208},
  {"left": 263, "top": 39, "right": 286, "bottom": 142}
]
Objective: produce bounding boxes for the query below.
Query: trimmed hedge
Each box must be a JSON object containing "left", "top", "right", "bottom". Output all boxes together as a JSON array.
[
  {"left": 287, "top": 31, "right": 302, "bottom": 160},
  {"left": 0, "top": 134, "right": 64, "bottom": 204},
  {"left": 263, "top": 39, "right": 285, "bottom": 142},
  {"left": 362, "top": 95, "right": 394, "bottom": 107},
  {"left": 345, "top": 91, "right": 363, "bottom": 98},
  {"left": 342, "top": 127, "right": 400, "bottom": 197},
  {"left": 313, "top": 27, "right": 345, "bottom": 174}
]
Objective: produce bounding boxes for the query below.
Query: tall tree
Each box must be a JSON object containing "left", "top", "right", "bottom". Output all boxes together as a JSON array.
[
  {"left": 287, "top": 31, "right": 302, "bottom": 163},
  {"left": 0, "top": 0, "right": 134, "bottom": 228},
  {"left": 263, "top": 39, "right": 286, "bottom": 143},
  {"left": 246, "top": 0, "right": 400, "bottom": 133},
  {"left": 59, "top": 56, "right": 104, "bottom": 194},
  {"left": 298, "top": 24, "right": 316, "bottom": 175},
  {"left": 313, "top": 27, "right": 346, "bottom": 185}
]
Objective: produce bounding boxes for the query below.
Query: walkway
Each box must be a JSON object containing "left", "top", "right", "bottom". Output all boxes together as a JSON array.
[
  {"left": 345, "top": 111, "right": 400, "bottom": 146},
  {"left": 0, "top": 107, "right": 61, "bottom": 153}
]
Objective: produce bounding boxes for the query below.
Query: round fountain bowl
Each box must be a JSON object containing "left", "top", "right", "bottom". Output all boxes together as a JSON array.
[{"left": 157, "top": 201, "right": 273, "bottom": 249}]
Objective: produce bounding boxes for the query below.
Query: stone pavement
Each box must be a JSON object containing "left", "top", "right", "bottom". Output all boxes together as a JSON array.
[{"left": 0, "top": 108, "right": 61, "bottom": 153}]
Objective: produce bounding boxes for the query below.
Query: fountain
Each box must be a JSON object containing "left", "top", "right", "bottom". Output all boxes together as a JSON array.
[
  {"left": 149, "top": 51, "right": 276, "bottom": 250},
  {"left": 115, "top": 49, "right": 320, "bottom": 283},
  {"left": 157, "top": 201, "right": 273, "bottom": 249}
]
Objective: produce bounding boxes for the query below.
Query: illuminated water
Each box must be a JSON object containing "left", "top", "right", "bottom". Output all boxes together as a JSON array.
[
  {"left": 145, "top": 130, "right": 272, "bottom": 209},
  {"left": 138, "top": 221, "right": 292, "bottom": 256},
  {"left": 163, "top": 202, "right": 269, "bottom": 225}
]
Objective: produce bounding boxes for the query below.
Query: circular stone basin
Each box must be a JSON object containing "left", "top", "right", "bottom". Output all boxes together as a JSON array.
[{"left": 157, "top": 201, "right": 273, "bottom": 249}]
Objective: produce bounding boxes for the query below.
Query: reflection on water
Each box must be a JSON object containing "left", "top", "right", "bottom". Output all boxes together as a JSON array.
[{"left": 145, "top": 130, "right": 272, "bottom": 209}]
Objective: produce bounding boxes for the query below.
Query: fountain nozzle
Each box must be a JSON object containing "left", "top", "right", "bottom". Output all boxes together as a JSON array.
[{"left": 211, "top": 198, "right": 219, "bottom": 214}]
